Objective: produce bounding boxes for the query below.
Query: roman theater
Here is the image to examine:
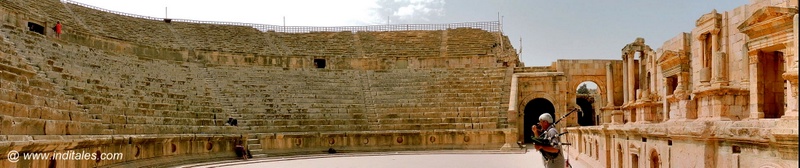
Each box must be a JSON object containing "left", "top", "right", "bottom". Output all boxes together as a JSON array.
[{"left": 0, "top": 0, "right": 797, "bottom": 167}]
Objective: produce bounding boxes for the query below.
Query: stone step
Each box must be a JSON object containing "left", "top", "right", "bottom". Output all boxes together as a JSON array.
[{"left": 247, "top": 144, "right": 261, "bottom": 150}]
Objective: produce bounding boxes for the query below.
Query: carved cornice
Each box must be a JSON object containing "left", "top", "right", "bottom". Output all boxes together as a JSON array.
[
  {"left": 692, "top": 85, "right": 749, "bottom": 97},
  {"left": 596, "top": 120, "right": 788, "bottom": 146},
  {"left": 745, "top": 29, "right": 794, "bottom": 52}
]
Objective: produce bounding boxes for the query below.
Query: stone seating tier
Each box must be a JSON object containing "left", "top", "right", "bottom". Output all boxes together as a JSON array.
[
  {"left": 1, "top": 26, "right": 230, "bottom": 135},
  {"left": 8, "top": 0, "right": 503, "bottom": 59},
  {"left": 446, "top": 28, "right": 498, "bottom": 56},
  {"left": 203, "top": 66, "right": 508, "bottom": 132},
  {"left": 0, "top": 1, "right": 519, "bottom": 166},
  {"left": 1, "top": 0, "right": 92, "bottom": 34},
  {"left": 67, "top": 4, "right": 181, "bottom": 50},
  {"left": 358, "top": 31, "right": 442, "bottom": 57}
]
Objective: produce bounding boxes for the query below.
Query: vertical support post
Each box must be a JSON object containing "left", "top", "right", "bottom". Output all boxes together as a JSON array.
[
  {"left": 623, "top": 55, "right": 629, "bottom": 104},
  {"left": 628, "top": 52, "right": 636, "bottom": 102},
  {"left": 749, "top": 51, "right": 764, "bottom": 119},
  {"left": 606, "top": 63, "right": 615, "bottom": 107}
]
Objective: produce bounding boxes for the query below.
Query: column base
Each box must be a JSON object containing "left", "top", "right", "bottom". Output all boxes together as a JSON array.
[
  {"left": 746, "top": 112, "right": 765, "bottom": 120},
  {"left": 711, "top": 81, "right": 729, "bottom": 87},
  {"left": 781, "top": 111, "right": 799, "bottom": 120}
]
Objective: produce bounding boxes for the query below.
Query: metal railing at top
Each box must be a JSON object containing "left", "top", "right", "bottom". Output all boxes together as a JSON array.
[{"left": 61, "top": 0, "right": 501, "bottom": 33}]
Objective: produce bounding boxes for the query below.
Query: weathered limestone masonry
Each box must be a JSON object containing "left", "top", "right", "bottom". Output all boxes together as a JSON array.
[
  {"left": 513, "top": 0, "right": 797, "bottom": 168},
  {"left": 0, "top": 0, "right": 520, "bottom": 167}
]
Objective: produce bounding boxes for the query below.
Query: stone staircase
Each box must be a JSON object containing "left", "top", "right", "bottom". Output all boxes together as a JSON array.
[
  {"left": 246, "top": 134, "right": 266, "bottom": 158},
  {"left": 202, "top": 67, "right": 240, "bottom": 128}
]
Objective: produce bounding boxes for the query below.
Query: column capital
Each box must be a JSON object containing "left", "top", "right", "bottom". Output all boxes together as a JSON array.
[
  {"left": 710, "top": 28, "right": 720, "bottom": 35},
  {"left": 748, "top": 51, "right": 761, "bottom": 64},
  {"left": 697, "top": 33, "right": 707, "bottom": 40}
]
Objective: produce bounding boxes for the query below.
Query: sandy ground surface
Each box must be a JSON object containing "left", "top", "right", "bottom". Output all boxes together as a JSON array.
[{"left": 181, "top": 149, "right": 591, "bottom": 168}]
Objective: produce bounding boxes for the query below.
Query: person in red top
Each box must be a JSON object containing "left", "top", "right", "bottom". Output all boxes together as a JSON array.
[{"left": 54, "top": 21, "right": 62, "bottom": 38}]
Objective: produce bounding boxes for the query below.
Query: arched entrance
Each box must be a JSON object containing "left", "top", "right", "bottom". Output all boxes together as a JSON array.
[
  {"left": 576, "top": 97, "right": 596, "bottom": 126},
  {"left": 576, "top": 81, "right": 598, "bottom": 126},
  {"left": 650, "top": 150, "right": 660, "bottom": 168},
  {"left": 523, "top": 98, "right": 555, "bottom": 143}
]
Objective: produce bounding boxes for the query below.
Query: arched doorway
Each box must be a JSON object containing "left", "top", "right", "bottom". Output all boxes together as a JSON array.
[
  {"left": 650, "top": 150, "right": 660, "bottom": 168},
  {"left": 523, "top": 98, "right": 555, "bottom": 143},
  {"left": 576, "top": 81, "right": 598, "bottom": 126}
]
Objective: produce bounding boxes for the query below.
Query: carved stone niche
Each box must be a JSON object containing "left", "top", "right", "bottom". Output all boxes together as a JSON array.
[{"left": 658, "top": 50, "right": 690, "bottom": 97}]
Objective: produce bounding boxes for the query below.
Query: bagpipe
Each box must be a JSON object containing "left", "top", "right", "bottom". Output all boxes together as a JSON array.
[{"left": 530, "top": 107, "right": 581, "bottom": 147}]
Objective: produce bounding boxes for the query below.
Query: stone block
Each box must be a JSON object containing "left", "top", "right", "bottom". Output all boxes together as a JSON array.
[
  {"left": 12, "top": 104, "right": 28, "bottom": 118},
  {"left": 0, "top": 88, "right": 14, "bottom": 102},
  {"left": 44, "top": 120, "right": 66, "bottom": 135},
  {"left": 15, "top": 92, "right": 32, "bottom": 105}
]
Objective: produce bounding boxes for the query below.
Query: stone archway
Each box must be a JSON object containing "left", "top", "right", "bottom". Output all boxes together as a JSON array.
[
  {"left": 523, "top": 98, "right": 555, "bottom": 143},
  {"left": 650, "top": 149, "right": 660, "bottom": 168},
  {"left": 576, "top": 81, "right": 599, "bottom": 126}
]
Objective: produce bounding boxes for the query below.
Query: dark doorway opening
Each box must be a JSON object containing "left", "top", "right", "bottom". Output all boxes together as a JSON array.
[
  {"left": 576, "top": 96, "right": 596, "bottom": 126},
  {"left": 28, "top": 22, "right": 45, "bottom": 35},
  {"left": 523, "top": 98, "right": 555, "bottom": 143},
  {"left": 314, "top": 59, "right": 326, "bottom": 69},
  {"left": 760, "top": 51, "right": 785, "bottom": 118}
]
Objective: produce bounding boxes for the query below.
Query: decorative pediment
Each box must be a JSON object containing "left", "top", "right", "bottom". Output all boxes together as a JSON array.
[
  {"left": 696, "top": 9, "right": 722, "bottom": 26},
  {"left": 737, "top": 6, "right": 798, "bottom": 38},
  {"left": 657, "top": 50, "right": 690, "bottom": 77}
]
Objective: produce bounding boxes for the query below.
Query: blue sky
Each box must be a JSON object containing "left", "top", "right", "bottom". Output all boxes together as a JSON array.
[{"left": 71, "top": 0, "right": 749, "bottom": 66}]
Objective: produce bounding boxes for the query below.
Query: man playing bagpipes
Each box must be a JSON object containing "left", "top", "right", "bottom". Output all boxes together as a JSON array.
[{"left": 531, "top": 113, "right": 565, "bottom": 168}]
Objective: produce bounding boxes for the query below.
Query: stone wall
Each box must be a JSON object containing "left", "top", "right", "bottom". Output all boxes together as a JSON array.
[
  {"left": 0, "top": 0, "right": 520, "bottom": 167},
  {"left": 564, "top": 0, "right": 798, "bottom": 167}
]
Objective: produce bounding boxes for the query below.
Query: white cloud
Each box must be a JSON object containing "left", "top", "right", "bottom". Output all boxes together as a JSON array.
[{"left": 370, "top": 0, "right": 445, "bottom": 24}]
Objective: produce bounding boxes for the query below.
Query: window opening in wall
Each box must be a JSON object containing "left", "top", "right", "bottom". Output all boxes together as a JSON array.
[
  {"left": 314, "top": 59, "right": 326, "bottom": 69},
  {"left": 667, "top": 140, "right": 672, "bottom": 146},
  {"left": 28, "top": 22, "right": 45, "bottom": 35},
  {"left": 732, "top": 145, "right": 741, "bottom": 153},
  {"left": 642, "top": 137, "right": 647, "bottom": 142}
]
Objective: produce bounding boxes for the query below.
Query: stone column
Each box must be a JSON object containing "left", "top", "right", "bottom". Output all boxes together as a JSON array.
[
  {"left": 640, "top": 52, "right": 648, "bottom": 100},
  {"left": 741, "top": 44, "right": 749, "bottom": 87},
  {"left": 606, "top": 63, "right": 615, "bottom": 107},
  {"left": 628, "top": 52, "right": 636, "bottom": 103},
  {"left": 508, "top": 74, "right": 519, "bottom": 123},
  {"left": 622, "top": 55, "right": 629, "bottom": 104},
  {"left": 710, "top": 28, "right": 730, "bottom": 87},
  {"left": 748, "top": 51, "right": 764, "bottom": 119},
  {"left": 698, "top": 35, "right": 711, "bottom": 85},
  {"left": 712, "top": 52, "right": 729, "bottom": 86},
  {"left": 662, "top": 77, "right": 669, "bottom": 122}
]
